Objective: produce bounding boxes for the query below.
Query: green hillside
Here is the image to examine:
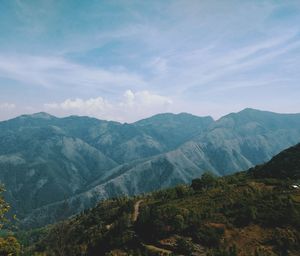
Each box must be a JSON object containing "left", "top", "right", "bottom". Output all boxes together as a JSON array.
[{"left": 19, "top": 144, "right": 300, "bottom": 256}]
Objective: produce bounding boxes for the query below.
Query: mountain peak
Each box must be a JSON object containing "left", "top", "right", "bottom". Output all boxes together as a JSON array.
[
  {"left": 240, "top": 108, "right": 261, "bottom": 113},
  {"left": 220, "top": 108, "right": 273, "bottom": 120},
  {"left": 134, "top": 112, "right": 213, "bottom": 126},
  {"left": 26, "top": 112, "right": 56, "bottom": 119}
]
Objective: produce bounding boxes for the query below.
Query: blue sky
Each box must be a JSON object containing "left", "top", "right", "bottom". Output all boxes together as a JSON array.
[{"left": 0, "top": 0, "right": 300, "bottom": 122}]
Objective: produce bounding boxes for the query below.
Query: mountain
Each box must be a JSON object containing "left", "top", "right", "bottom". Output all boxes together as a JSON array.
[
  {"left": 1, "top": 109, "right": 300, "bottom": 227},
  {"left": 0, "top": 112, "right": 212, "bottom": 221},
  {"left": 21, "top": 143, "right": 300, "bottom": 256},
  {"left": 134, "top": 112, "right": 214, "bottom": 149},
  {"left": 0, "top": 122, "right": 117, "bottom": 218},
  {"left": 192, "top": 108, "right": 300, "bottom": 174}
]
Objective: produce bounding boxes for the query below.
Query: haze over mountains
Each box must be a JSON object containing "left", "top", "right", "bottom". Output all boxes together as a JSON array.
[{"left": 1, "top": 108, "right": 300, "bottom": 227}]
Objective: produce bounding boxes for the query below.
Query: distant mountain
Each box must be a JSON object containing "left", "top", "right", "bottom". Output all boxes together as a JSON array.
[
  {"left": 1, "top": 109, "right": 300, "bottom": 226},
  {"left": 193, "top": 108, "right": 300, "bottom": 174},
  {"left": 0, "top": 122, "right": 117, "bottom": 218},
  {"left": 0, "top": 112, "right": 212, "bottom": 221}
]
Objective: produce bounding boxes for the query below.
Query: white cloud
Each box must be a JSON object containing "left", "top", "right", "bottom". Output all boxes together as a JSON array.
[
  {"left": 45, "top": 97, "right": 112, "bottom": 116},
  {"left": 121, "top": 90, "right": 172, "bottom": 107},
  {"left": 0, "top": 103, "right": 18, "bottom": 121},
  {"left": 0, "top": 103, "right": 16, "bottom": 110},
  {"left": 44, "top": 90, "right": 173, "bottom": 122}
]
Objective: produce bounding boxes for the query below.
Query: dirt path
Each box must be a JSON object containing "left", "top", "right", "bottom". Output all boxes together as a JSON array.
[
  {"left": 132, "top": 200, "right": 143, "bottom": 222},
  {"left": 143, "top": 243, "right": 172, "bottom": 255}
]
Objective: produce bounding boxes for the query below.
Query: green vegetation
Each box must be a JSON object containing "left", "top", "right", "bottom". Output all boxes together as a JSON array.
[
  {"left": 17, "top": 143, "right": 300, "bottom": 255},
  {"left": 250, "top": 143, "right": 300, "bottom": 180},
  {"left": 0, "top": 143, "right": 298, "bottom": 255},
  {"left": 0, "top": 186, "right": 21, "bottom": 255}
]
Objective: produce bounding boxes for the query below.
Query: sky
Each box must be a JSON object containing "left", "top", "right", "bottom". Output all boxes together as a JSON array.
[{"left": 0, "top": 0, "right": 300, "bottom": 122}]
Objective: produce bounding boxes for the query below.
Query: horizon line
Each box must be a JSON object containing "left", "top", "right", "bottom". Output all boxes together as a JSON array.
[{"left": 1, "top": 107, "right": 300, "bottom": 124}]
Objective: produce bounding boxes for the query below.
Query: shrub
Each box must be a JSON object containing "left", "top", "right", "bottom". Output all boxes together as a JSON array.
[
  {"left": 191, "top": 172, "right": 217, "bottom": 191},
  {"left": 176, "top": 237, "right": 194, "bottom": 255}
]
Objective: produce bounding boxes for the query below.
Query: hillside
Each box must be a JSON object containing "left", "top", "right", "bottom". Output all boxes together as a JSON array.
[
  {"left": 1, "top": 109, "right": 300, "bottom": 227},
  {"left": 20, "top": 143, "right": 300, "bottom": 256},
  {"left": 251, "top": 143, "right": 300, "bottom": 179}
]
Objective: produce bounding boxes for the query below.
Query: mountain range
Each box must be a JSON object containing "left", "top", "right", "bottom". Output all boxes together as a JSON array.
[{"left": 1, "top": 108, "right": 300, "bottom": 227}]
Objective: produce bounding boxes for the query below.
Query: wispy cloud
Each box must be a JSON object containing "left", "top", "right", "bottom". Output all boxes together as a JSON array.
[
  {"left": 0, "top": 55, "right": 145, "bottom": 94},
  {"left": 146, "top": 31, "right": 300, "bottom": 96}
]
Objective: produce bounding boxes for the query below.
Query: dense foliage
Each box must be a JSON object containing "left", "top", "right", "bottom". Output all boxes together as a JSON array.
[{"left": 0, "top": 186, "right": 21, "bottom": 255}]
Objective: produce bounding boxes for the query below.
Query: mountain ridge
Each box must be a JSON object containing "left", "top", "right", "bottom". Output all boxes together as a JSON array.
[
  {"left": 4, "top": 107, "right": 300, "bottom": 123},
  {"left": 1, "top": 108, "right": 300, "bottom": 227}
]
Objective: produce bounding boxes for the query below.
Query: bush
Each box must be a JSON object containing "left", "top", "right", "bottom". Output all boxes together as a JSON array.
[
  {"left": 270, "top": 228, "right": 300, "bottom": 253},
  {"left": 195, "top": 225, "right": 224, "bottom": 247},
  {"left": 176, "top": 237, "right": 194, "bottom": 255}
]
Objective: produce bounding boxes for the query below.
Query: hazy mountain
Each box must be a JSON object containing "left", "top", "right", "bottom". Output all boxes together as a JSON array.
[
  {"left": 194, "top": 108, "right": 300, "bottom": 174},
  {"left": 1, "top": 109, "right": 300, "bottom": 226},
  {"left": 0, "top": 123, "right": 117, "bottom": 218},
  {"left": 0, "top": 112, "right": 212, "bottom": 220},
  {"left": 75, "top": 108, "right": 300, "bottom": 198}
]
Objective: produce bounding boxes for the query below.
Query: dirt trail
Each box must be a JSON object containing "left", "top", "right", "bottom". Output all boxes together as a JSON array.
[
  {"left": 132, "top": 200, "right": 175, "bottom": 255},
  {"left": 143, "top": 243, "right": 172, "bottom": 255},
  {"left": 132, "top": 200, "right": 143, "bottom": 222}
]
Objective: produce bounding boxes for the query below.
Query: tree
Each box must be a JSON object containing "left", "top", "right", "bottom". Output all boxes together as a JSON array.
[
  {"left": 0, "top": 186, "right": 9, "bottom": 229},
  {"left": 0, "top": 185, "right": 21, "bottom": 255},
  {"left": 0, "top": 237, "right": 21, "bottom": 255},
  {"left": 191, "top": 172, "right": 217, "bottom": 191}
]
